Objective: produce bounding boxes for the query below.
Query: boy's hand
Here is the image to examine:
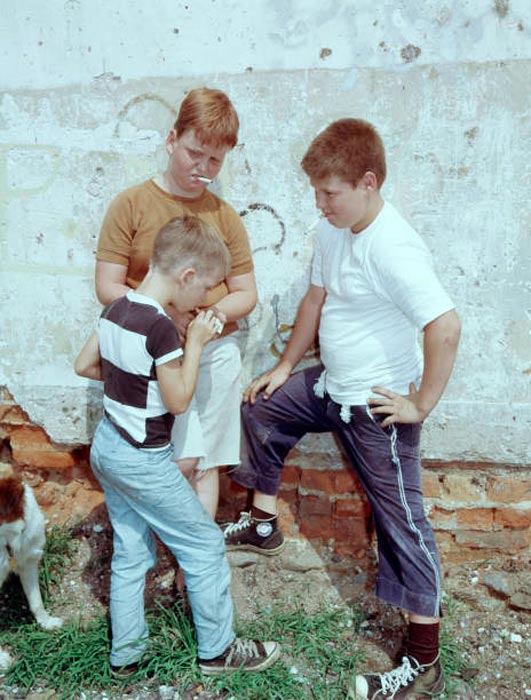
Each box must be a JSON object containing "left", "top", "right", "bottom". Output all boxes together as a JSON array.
[
  {"left": 205, "top": 306, "right": 226, "bottom": 335},
  {"left": 243, "top": 364, "right": 291, "bottom": 404},
  {"left": 186, "top": 310, "right": 221, "bottom": 346},
  {"left": 168, "top": 308, "right": 195, "bottom": 341},
  {"left": 367, "top": 383, "right": 428, "bottom": 427}
]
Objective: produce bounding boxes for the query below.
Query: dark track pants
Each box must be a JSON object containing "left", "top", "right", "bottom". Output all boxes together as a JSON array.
[{"left": 232, "top": 365, "right": 442, "bottom": 617}]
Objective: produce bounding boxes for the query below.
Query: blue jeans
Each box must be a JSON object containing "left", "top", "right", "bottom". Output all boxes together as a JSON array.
[
  {"left": 232, "top": 365, "right": 442, "bottom": 618},
  {"left": 90, "top": 417, "right": 234, "bottom": 666}
]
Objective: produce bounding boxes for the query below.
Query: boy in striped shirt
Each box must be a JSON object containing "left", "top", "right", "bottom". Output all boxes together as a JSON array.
[{"left": 75, "top": 215, "right": 279, "bottom": 678}]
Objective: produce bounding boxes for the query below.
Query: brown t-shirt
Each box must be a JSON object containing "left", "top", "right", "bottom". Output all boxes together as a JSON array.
[{"left": 96, "top": 179, "right": 254, "bottom": 334}]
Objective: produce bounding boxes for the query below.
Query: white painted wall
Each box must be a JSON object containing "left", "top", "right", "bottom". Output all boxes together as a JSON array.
[{"left": 1, "top": 0, "right": 530, "bottom": 463}]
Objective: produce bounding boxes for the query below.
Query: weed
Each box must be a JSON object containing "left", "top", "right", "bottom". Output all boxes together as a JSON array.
[{"left": 1, "top": 526, "right": 473, "bottom": 700}]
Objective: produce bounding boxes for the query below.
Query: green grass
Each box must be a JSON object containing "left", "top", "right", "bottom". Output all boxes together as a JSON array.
[{"left": 1, "top": 526, "right": 473, "bottom": 699}]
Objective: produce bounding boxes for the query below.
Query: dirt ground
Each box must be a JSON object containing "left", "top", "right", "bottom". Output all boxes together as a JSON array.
[{"left": 2, "top": 506, "right": 530, "bottom": 699}]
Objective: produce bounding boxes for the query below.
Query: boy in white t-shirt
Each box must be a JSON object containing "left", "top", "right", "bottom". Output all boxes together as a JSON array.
[{"left": 224, "top": 119, "right": 461, "bottom": 699}]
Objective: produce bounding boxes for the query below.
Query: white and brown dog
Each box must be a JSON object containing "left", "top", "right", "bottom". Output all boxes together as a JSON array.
[{"left": 0, "top": 465, "right": 63, "bottom": 668}]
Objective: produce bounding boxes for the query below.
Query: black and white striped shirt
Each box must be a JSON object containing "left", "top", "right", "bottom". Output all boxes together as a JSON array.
[{"left": 98, "top": 291, "right": 183, "bottom": 448}]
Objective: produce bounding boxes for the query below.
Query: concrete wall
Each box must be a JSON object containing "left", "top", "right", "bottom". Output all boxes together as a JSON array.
[{"left": 1, "top": 0, "right": 530, "bottom": 467}]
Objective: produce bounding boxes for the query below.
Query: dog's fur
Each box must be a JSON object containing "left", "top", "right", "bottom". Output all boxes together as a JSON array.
[{"left": 0, "top": 467, "right": 63, "bottom": 668}]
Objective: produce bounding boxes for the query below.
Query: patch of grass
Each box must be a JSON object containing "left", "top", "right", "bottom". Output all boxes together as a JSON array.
[
  {"left": 439, "top": 595, "right": 474, "bottom": 695},
  {"left": 3, "top": 525, "right": 473, "bottom": 699},
  {"left": 1, "top": 596, "right": 365, "bottom": 700},
  {"left": 40, "top": 523, "right": 77, "bottom": 601},
  {"left": 207, "top": 602, "right": 365, "bottom": 700}
]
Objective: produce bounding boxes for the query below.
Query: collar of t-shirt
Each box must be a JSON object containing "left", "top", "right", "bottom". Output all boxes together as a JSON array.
[{"left": 127, "top": 289, "right": 168, "bottom": 317}]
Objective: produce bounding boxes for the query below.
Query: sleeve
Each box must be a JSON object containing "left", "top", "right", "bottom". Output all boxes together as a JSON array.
[
  {"left": 146, "top": 317, "right": 183, "bottom": 366},
  {"left": 372, "top": 235, "right": 455, "bottom": 330},
  {"left": 221, "top": 204, "right": 254, "bottom": 277},
  {"left": 96, "top": 191, "right": 136, "bottom": 266}
]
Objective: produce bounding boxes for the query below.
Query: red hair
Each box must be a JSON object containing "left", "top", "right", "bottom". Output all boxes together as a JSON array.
[{"left": 174, "top": 87, "right": 239, "bottom": 149}]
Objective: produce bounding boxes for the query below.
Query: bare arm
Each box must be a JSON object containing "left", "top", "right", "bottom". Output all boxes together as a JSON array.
[
  {"left": 95, "top": 261, "right": 130, "bottom": 305},
  {"left": 74, "top": 332, "right": 103, "bottom": 381},
  {"left": 210, "top": 270, "right": 258, "bottom": 323},
  {"left": 157, "top": 310, "right": 219, "bottom": 414},
  {"left": 244, "top": 284, "right": 326, "bottom": 403},
  {"left": 167, "top": 270, "right": 258, "bottom": 342},
  {"left": 369, "top": 308, "right": 462, "bottom": 427}
]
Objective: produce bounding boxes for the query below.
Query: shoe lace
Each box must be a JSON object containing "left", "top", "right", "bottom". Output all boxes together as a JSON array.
[
  {"left": 378, "top": 656, "right": 419, "bottom": 695},
  {"left": 226, "top": 638, "right": 259, "bottom": 664},
  {"left": 224, "top": 511, "right": 252, "bottom": 537}
]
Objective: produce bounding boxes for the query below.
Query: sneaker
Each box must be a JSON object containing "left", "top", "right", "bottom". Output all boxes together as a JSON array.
[
  {"left": 198, "top": 637, "right": 280, "bottom": 675},
  {"left": 349, "top": 654, "right": 445, "bottom": 699},
  {"left": 223, "top": 511, "right": 286, "bottom": 555},
  {"left": 110, "top": 661, "right": 139, "bottom": 680}
]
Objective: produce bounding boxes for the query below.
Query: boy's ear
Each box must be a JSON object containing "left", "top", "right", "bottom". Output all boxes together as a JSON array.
[
  {"left": 361, "top": 171, "right": 378, "bottom": 191},
  {"left": 176, "top": 267, "right": 196, "bottom": 286},
  {"left": 166, "top": 129, "right": 178, "bottom": 155}
]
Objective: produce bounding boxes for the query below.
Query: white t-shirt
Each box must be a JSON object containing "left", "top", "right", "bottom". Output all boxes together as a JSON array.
[{"left": 310, "top": 201, "right": 455, "bottom": 407}]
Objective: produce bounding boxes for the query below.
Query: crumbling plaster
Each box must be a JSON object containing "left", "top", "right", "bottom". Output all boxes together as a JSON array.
[{"left": 1, "top": 1, "right": 530, "bottom": 464}]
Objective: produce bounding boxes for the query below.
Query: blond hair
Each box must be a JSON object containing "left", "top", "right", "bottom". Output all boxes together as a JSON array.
[{"left": 152, "top": 216, "right": 231, "bottom": 279}]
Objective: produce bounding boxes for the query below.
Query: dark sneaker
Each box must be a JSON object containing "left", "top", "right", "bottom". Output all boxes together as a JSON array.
[
  {"left": 198, "top": 637, "right": 280, "bottom": 675},
  {"left": 349, "top": 654, "right": 445, "bottom": 699},
  {"left": 223, "top": 511, "right": 286, "bottom": 555},
  {"left": 110, "top": 661, "right": 139, "bottom": 680}
]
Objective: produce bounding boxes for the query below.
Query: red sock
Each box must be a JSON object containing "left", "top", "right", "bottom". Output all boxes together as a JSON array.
[{"left": 406, "top": 621, "right": 439, "bottom": 666}]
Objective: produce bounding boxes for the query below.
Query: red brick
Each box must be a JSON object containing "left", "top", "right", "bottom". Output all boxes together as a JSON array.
[
  {"left": 455, "top": 529, "right": 530, "bottom": 551},
  {"left": 334, "top": 497, "right": 370, "bottom": 518},
  {"left": 422, "top": 472, "right": 443, "bottom": 498},
  {"left": 424, "top": 459, "right": 498, "bottom": 471},
  {"left": 277, "top": 486, "right": 298, "bottom": 506},
  {"left": 0, "top": 404, "right": 30, "bottom": 424},
  {"left": 11, "top": 447, "right": 77, "bottom": 469},
  {"left": 281, "top": 465, "right": 300, "bottom": 487},
  {"left": 441, "top": 473, "right": 485, "bottom": 500},
  {"left": 433, "top": 531, "right": 454, "bottom": 555},
  {"left": 299, "top": 494, "right": 333, "bottom": 518},
  {"left": 494, "top": 508, "right": 531, "bottom": 529},
  {"left": 487, "top": 476, "right": 531, "bottom": 504},
  {"left": 456, "top": 508, "right": 494, "bottom": 530},
  {"left": 9, "top": 424, "right": 51, "bottom": 448},
  {"left": 429, "top": 507, "right": 456, "bottom": 530},
  {"left": 0, "top": 386, "right": 15, "bottom": 401},
  {"left": 334, "top": 469, "right": 364, "bottom": 494},
  {"left": 298, "top": 514, "right": 332, "bottom": 541},
  {"left": 300, "top": 469, "right": 336, "bottom": 493},
  {"left": 332, "top": 516, "right": 370, "bottom": 543}
]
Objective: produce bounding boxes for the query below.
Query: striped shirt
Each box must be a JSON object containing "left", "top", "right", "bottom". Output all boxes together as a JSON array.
[{"left": 98, "top": 290, "right": 183, "bottom": 448}]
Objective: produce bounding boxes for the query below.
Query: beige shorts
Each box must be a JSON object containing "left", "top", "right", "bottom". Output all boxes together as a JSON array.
[{"left": 171, "top": 333, "right": 242, "bottom": 470}]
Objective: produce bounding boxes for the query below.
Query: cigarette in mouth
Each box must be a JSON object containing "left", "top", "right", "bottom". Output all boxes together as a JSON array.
[
  {"left": 196, "top": 176, "right": 212, "bottom": 183},
  {"left": 308, "top": 213, "right": 325, "bottom": 231}
]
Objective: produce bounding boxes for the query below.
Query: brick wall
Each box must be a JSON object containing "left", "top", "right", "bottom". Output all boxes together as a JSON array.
[{"left": 2, "top": 387, "right": 530, "bottom": 564}]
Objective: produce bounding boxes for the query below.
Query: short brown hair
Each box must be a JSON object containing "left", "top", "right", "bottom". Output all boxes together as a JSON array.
[
  {"left": 301, "top": 118, "right": 386, "bottom": 188},
  {"left": 174, "top": 87, "right": 239, "bottom": 149},
  {"left": 152, "top": 216, "right": 231, "bottom": 279}
]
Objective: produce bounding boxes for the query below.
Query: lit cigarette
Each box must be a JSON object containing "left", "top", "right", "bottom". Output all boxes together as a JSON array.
[
  {"left": 308, "top": 213, "right": 325, "bottom": 231},
  {"left": 196, "top": 176, "right": 212, "bottom": 183}
]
